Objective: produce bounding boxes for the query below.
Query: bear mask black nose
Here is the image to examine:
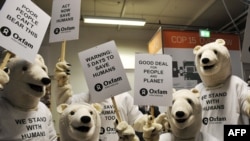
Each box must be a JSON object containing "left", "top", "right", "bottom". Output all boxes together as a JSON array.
[
  {"left": 176, "top": 111, "right": 185, "bottom": 118},
  {"left": 41, "top": 77, "right": 51, "bottom": 85},
  {"left": 202, "top": 58, "right": 209, "bottom": 64},
  {"left": 81, "top": 116, "right": 91, "bottom": 123}
]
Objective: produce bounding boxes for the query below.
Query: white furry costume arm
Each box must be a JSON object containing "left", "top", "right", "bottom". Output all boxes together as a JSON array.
[
  {"left": 54, "top": 61, "right": 73, "bottom": 105},
  {"left": 142, "top": 115, "right": 164, "bottom": 141},
  {"left": 242, "top": 88, "right": 250, "bottom": 117},
  {"left": 0, "top": 68, "right": 9, "bottom": 90},
  {"left": 115, "top": 120, "right": 140, "bottom": 141},
  {"left": 243, "top": 77, "right": 250, "bottom": 117}
]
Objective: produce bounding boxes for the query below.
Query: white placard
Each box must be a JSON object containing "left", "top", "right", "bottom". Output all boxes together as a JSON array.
[
  {"left": 78, "top": 40, "right": 131, "bottom": 102},
  {"left": 134, "top": 53, "right": 173, "bottom": 106},
  {"left": 0, "top": 0, "right": 51, "bottom": 62},
  {"left": 49, "top": 0, "right": 81, "bottom": 43}
]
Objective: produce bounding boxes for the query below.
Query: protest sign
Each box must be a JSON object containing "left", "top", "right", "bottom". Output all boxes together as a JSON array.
[
  {"left": 134, "top": 53, "right": 173, "bottom": 106},
  {"left": 49, "top": 0, "right": 81, "bottom": 43},
  {"left": 0, "top": 0, "right": 51, "bottom": 62},
  {"left": 78, "top": 40, "right": 131, "bottom": 102}
]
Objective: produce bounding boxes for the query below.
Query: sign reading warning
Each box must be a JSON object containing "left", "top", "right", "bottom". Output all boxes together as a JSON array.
[
  {"left": 0, "top": 0, "right": 51, "bottom": 62},
  {"left": 134, "top": 53, "right": 173, "bottom": 106},
  {"left": 78, "top": 40, "right": 131, "bottom": 102},
  {"left": 49, "top": 0, "right": 81, "bottom": 43}
]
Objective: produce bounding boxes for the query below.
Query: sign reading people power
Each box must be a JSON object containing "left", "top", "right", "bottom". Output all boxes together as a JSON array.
[
  {"left": 49, "top": 0, "right": 81, "bottom": 43},
  {"left": 0, "top": 0, "right": 51, "bottom": 62},
  {"left": 134, "top": 54, "right": 173, "bottom": 106},
  {"left": 78, "top": 40, "right": 131, "bottom": 102}
]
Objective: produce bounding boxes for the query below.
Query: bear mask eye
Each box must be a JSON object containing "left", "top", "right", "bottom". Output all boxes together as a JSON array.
[
  {"left": 22, "top": 66, "right": 28, "bottom": 71},
  {"left": 187, "top": 98, "right": 193, "bottom": 104},
  {"left": 198, "top": 54, "right": 202, "bottom": 59},
  {"left": 214, "top": 50, "right": 218, "bottom": 54},
  {"left": 172, "top": 100, "right": 175, "bottom": 105},
  {"left": 70, "top": 111, "right": 75, "bottom": 115},
  {"left": 42, "top": 67, "right": 47, "bottom": 72},
  {"left": 89, "top": 111, "right": 93, "bottom": 115}
]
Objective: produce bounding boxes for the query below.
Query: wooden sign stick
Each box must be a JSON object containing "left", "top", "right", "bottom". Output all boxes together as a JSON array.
[
  {"left": 0, "top": 51, "right": 12, "bottom": 70},
  {"left": 60, "top": 40, "right": 66, "bottom": 62},
  {"left": 57, "top": 40, "right": 67, "bottom": 87},
  {"left": 150, "top": 105, "right": 155, "bottom": 119},
  {"left": 111, "top": 96, "right": 122, "bottom": 123}
]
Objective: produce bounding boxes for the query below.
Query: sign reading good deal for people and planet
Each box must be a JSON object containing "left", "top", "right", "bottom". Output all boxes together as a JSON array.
[{"left": 134, "top": 53, "right": 173, "bottom": 106}]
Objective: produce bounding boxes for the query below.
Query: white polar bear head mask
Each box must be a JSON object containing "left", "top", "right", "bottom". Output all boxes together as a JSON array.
[
  {"left": 57, "top": 102, "right": 102, "bottom": 141},
  {"left": 2, "top": 54, "right": 51, "bottom": 110},
  {"left": 193, "top": 39, "right": 232, "bottom": 87},
  {"left": 167, "top": 88, "right": 201, "bottom": 139}
]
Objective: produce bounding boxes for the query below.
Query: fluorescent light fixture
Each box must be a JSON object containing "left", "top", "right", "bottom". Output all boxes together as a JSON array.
[
  {"left": 199, "top": 29, "right": 210, "bottom": 38},
  {"left": 83, "top": 16, "right": 146, "bottom": 26}
]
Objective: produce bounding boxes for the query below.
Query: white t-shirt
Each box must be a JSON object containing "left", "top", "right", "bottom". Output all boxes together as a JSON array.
[
  {"left": 195, "top": 75, "right": 250, "bottom": 141},
  {"left": 0, "top": 97, "right": 57, "bottom": 141},
  {"left": 69, "top": 92, "right": 143, "bottom": 141}
]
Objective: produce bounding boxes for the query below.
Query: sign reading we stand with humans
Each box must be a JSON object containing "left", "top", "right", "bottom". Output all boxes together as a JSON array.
[
  {"left": 49, "top": 0, "right": 81, "bottom": 43},
  {"left": 134, "top": 53, "right": 173, "bottom": 106},
  {"left": 78, "top": 40, "right": 131, "bottom": 102},
  {"left": 0, "top": 0, "right": 51, "bottom": 62}
]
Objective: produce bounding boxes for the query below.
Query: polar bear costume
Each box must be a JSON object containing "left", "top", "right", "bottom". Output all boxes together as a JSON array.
[
  {"left": 0, "top": 54, "right": 57, "bottom": 140},
  {"left": 54, "top": 61, "right": 144, "bottom": 141},
  {"left": 57, "top": 102, "right": 102, "bottom": 141},
  {"left": 159, "top": 89, "right": 219, "bottom": 141},
  {"left": 193, "top": 39, "right": 250, "bottom": 141}
]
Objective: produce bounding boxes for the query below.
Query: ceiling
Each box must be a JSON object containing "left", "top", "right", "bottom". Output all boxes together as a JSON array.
[{"left": 33, "top": 0, "right": 249, "bottom": 35}]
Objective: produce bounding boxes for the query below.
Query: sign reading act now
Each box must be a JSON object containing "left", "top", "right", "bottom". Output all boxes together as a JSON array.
[{"left": 224, "top": 125, "right": 250, "bottom": 140}]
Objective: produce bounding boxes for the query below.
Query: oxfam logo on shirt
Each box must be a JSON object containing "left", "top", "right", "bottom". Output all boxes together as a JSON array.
[
  {"left": 202, "top": 116, "right": 226, "bottom": 125},
  {"left": 202, "top": 117, "right": 209, "bottom": 125}
]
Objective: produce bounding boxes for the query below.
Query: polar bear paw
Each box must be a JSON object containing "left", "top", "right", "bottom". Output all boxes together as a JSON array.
[
  {"left": 245, "top": 91, "right": 250, "bottom": 117},
  {"left": 154, "top": 113, "right": 171, "bottom": 132},
  {"left": 54, "top": 61, "right": 73, "bottom": 105},
  {"left": 142, "top": 115, "right": 163, "bottom": 141},
  {"left": 54, "top": 61, "right": 71, "bottom": 86},
  {"left": 115, "top": 120, "right": 139, "bottom": 141}
]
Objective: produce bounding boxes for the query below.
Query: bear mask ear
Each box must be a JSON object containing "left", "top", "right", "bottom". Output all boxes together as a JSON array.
[
  {"left": 215, "top": 39, "right": 225, "bottom": 46},
  {"left": 57, "top": 104, "right": 69, "bottom": 114},
  {"left": 193, "top": 45, "right": 202, "bottom": 54},
  {"left": 190, "top": 88, "right": 200, "bottom": 98},
  {"left": 172, "top": 88, "right": 176, "bottom": 93},
  {"left": 92, "top": 103, "right": 102, "bottom": 114}
]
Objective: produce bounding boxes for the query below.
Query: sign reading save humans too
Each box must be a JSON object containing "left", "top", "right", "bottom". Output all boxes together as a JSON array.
[
  {"left": 78, "top": 40, "right": 131, "bottom": 102},
  {"left": 0, "top": 0, "right": 51, "bottom": 62},
  {"left": 49, "top": 0, "right": 81, "bottom": 43},
  {"left": 134, "top": 54, "right": 173, "bottom": 106}
]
